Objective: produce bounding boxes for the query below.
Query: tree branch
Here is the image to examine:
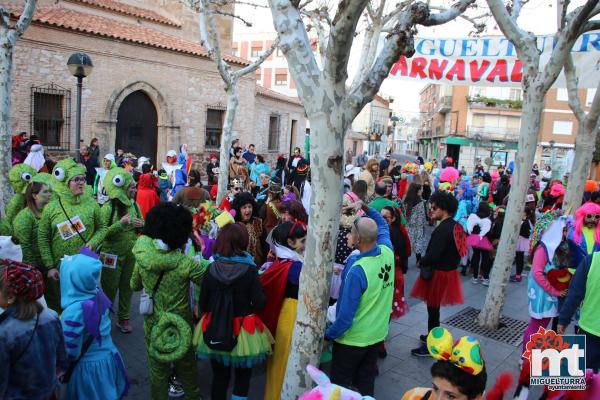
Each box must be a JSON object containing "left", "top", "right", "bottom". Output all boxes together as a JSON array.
[
  {"left": 382, "top": 1, "right": 411, "bottom": 25},
  {"left": 198, "top": 0, "right": 232, "bottom": 85},
  {"left": 323, "top": 0, "right": 370, "bottom": 83},
  {"left": 14, "top": 0, "right": 37, "bottom": 36},
  {"left": 585, "top": 81, "right": 600, "bottom": 133},
  {"left": 0, "top": 6, "right": 10, "bottom": 30},
  {"left": 233, "top": 36, "right": 280, "bottom": 78},
  {"left": 420, "top": 0, "right": 477, "bottom": 26},
  {"left": 564, "top": 55, "right": 585, "bottom": 122},
  {"left": 541, "top": 0, "right": 600, "bottom": 91},
  {"left": 428, "top": 5, "right": 488, "bottom": 33},
  {"left": 485, "top": 0, "right": 531, "bottom": 54},
  {"left": 583, "top": 20, "right": 600, "bottom": 32},
  {"left": 510, "top": 0, "right": 530, "bottom": 21},
  {"left": 211, "top": 9, "right": 254, "bottom": 26}
]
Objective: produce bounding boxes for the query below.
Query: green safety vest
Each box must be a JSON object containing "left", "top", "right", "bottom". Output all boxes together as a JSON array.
[
  {"left": 580, "top": 252, "right": 600, "bottom": 336},
  {"left": 337, "top": 245, "right": 395, "bottom": 347}
]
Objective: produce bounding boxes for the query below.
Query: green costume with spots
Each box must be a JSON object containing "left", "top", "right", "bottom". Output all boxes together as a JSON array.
[
  {"left": 100, "top": 167, "right": 142, "bottom": 321},
  {"left": 1, "top": 164, "right": 37, "bottom": 234},
  {"left": 131, "top": 235, "right": 208, "bottom": 400},
  {"left": 38, "top": 159, "right": 106, "bottom": 311}
]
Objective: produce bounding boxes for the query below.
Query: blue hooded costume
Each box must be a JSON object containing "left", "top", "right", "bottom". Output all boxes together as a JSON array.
[
  {"left": 170, "top": 168, "right": 187, "bottom": 198},
  {"left": 60, "top": 254, "right": 128, "bottom": 399}
]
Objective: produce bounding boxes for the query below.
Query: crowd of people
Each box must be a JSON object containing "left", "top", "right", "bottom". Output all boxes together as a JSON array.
[{"left": 1, "top": 132, "right": 599, "bottom": 400}]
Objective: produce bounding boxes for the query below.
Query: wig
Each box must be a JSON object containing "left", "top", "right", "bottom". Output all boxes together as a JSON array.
[
  {"left": 585, "top": 180, "right": 598, "bottom": 193},
  {"left": 573, "top": 201, "right": 600, "bottom": 245},
  {"left": 550, "top": 182, "right": 566, "bottom": 198},
  {"left": 439, "top": 167, "right": 459, "bottom": 183}
]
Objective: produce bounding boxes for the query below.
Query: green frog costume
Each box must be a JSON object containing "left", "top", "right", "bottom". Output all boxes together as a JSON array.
[
  {"left": 38, "top": 158, "right": 106, "bottom": 311},
  {"left": 100, "top": 167, "right": 142, "bottom": 325},
  {"left": 131, "top": 235, "right": 208, "bottom": 400},
  {"left": 0, "top": 163, "right": 37, "bottom": 235}
]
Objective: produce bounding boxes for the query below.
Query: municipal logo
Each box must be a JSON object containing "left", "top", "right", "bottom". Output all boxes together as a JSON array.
[{"left": 522, "top": 327, "right": 586, "bottom": 390}]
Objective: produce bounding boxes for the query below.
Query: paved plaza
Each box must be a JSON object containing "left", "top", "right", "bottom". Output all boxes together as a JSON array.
[{"left": 111, "top": 249, "right": 538, "bottom": 400}]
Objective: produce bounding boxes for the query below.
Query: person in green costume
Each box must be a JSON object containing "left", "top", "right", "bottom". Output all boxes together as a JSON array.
[
  {"left": 131, "top": 202, "right": 208, "bottom": 400},
  {"left": 1, "top": 163, "right": 37, "bottom": 234},
  {"left": 38, "top": 158, "right": 107, "bottom": 312},
  {"left": 13, "top": 181, "right": 52, "bottom": 268},
  {"left": 100, "top": 167, "right": 143, "bottom": 333}
]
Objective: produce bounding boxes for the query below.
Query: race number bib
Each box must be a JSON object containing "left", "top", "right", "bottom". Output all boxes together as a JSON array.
[
  {"left": 56, "top": 216, "right": 87, "bottom": 241},
  {"left": 99, "top": 252, "right": 118, "bottom": 269}
]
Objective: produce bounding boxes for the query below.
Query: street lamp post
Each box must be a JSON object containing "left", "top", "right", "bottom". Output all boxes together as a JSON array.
[{"left": 67, "top": 52, "right": 93, "bottom": 160}]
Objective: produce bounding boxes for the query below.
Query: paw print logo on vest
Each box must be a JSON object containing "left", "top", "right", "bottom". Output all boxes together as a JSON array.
[{"left": 378, "top": 264, "right": 392, "bottom": 282}]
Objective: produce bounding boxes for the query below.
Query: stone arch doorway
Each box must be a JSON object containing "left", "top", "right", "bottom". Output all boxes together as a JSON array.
[{"left": 115, "top": 91, "right": 158, "bottom": 163}]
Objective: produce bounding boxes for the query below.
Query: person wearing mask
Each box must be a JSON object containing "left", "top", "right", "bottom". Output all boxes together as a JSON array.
[
  {"left": 410, "top": 191, "right": 466, "bottom": 357},
  {"left": 78, "top": 145, "right": 99, "bottom": 186},
  {"left": 466, "top": 202, "right": 494, "bottom": 286},
  {"left": 100, "top": 168, "right": 144, "bottom": 334},
  {"left": 259, "top": 221, "right": 307, "bottom": 400},
  {"left": 38, "top": 159, "right": 106, "bottom": 312},
  {"left": 368, "top": 182, "right": 396, "bottom": 212},
  {"left": 13, "top": 181, "right": 52, "bottom": 273},
  {"left": 172, "top": 169, "right": 211, "bottom": 211},
  {"left": 0, "top": 260, "right": 68, "bottom": 400},
  {"left": 131, "top": 203, "right": 209, "bottom": 400},
  {"left": 359, "top": 159, "right": 379, "bottom": 198},
  {"left": 195, "top": 223, "right": 273, "bottom": 400},
  {"left": 243, "top": 143, "right": 257, "bottom": 165},
  {"left": 324, "top": 202, "right": 394, "bottom": 397},
  {"left": 59, "top": 253, "right": 128, "bottom": 399},
  {"left": 231, "top": 193, "right": 265, "bottom": 266},
  {"left": 93, "top": 153, "right": 117, "bottom": 205},
  {"left": 405, "top": 183, "right": 427, "bottom": 264}
]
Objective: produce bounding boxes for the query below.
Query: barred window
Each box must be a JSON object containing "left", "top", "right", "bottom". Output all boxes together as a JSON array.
[
  {"left": 268, "top": 115, "right": 280, "bottom": 151},
  {"left": 205, "top": 108, "right": 225, "bottom": 148},
  {"left": 31, "top": 84, "right": 71, "bottom": 150}
]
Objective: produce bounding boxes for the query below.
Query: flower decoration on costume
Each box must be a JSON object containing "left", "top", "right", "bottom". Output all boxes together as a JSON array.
[
  {"left": 522, "top": 327, "right": 570, "bottom": 372},
  {"left": 426, "top": 327, "right": 484, "bottom": 375},
  {"left": 423, "top": 162, "right": 433, "bottom": 173},
  {"left": 401, "top": 162, "right": 419, "bottom": 174},
  {"left": 193, "top": 202, "right": 222, "bottom": 234}
]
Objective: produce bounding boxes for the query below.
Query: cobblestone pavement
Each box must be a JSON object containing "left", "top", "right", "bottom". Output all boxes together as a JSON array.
[{"left": 112, "top": 253, "right": 539, "bottom": 399}]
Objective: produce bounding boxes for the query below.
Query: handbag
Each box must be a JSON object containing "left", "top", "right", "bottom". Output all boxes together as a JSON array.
[{"left": 139, "top": 271, "right": 166, "bottom": 316}]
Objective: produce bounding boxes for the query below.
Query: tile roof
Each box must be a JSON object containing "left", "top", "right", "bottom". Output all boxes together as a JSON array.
[
  {"left": 373, "top": 94, "right": 390, "bottom": 107},
  {"left": 64, "top": 0, "right": 181, "bottom": 27},
  {"left": 256, "top": 85, "right": 303, "bottom": 106},
  {"left": 13, "top": 6, "right": 248, "bottom": 66}
]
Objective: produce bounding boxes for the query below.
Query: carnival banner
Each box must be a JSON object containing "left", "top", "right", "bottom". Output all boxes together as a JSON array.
[{"left": 388, "top": 31, "right": 600, "bottom": 88}]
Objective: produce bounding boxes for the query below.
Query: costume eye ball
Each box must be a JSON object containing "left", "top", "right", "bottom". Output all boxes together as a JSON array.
[
  {"left": 21, "top": 172, "right": 32, "bottom": 181},
  {"left": 53, "top": 168, "right": 66, "bottom": 181},
  {"left": 112, "top": 174, "right": 125, "bottom": 187}
]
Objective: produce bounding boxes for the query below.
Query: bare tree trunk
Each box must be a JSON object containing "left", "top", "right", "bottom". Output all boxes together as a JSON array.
[
  {"left": 0, "top": 34, "right": 14, "bottom": 211},
  {"left": 216, "top": 83, "right": 238, "bottom": 205},
  {"left": 564, "top": 125, "right": 596, "bottom": 211},
  {"left": 281, "top": 113, "right": 345, "bottom": 399},
  {"left": 478, "top": 89, "right": 544, "bottom": 329}
]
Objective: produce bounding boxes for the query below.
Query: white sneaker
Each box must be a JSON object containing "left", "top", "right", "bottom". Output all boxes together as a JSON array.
[
  {"left": 482, "top": 279, "right": 490, "bottom": 286},
  {"left": 471, "top": 277, "right": 479, "bottom": 284},
  {"left": 168, "top": 377, "right": 185, "bottom": 398}
]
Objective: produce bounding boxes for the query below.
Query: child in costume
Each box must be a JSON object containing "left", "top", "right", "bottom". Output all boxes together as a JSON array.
[
  {"left": 258, "top": 221, "right": 306, "bottom": 400},
  {"left": 100, "top": 167, "right": 144, "bottom": 333},
  {"left": 38, "top": 159, "right": 106, "bottom": 312},
  {"left": 1, "top": 163, "right": 37, "bottom": 234},
  {"left": 194, "top": 223, "right": 273, "bottom": 400},
  {"left": 93, "top": 154, "right": 116, "bottom": 205},
  {"left": 567, "top": 201, "right": 600, "bottom": 272},
  {"left": 522, "top": 211, "right": 571, "bottom": 353},
  {"left": 60, "top": 253, "right": 128, "bottom": 400},
  {"left": 467, "top": 202, "right": 494, "bottom": 285},
  {"left": 402, "top": 327, "right": 512, "bottom": 400},
  {"left": 455, "top": 180, "right": 476, "bottom": 275},
  {"left": 0, "top": 260, "right": 67, "bottom": 400},
  {"left": 438, "top": 166, "right": 459, "bottom": 193},
  {"left": 510, "top": 208, "right": 535, "bottom": 283},
  {"left": 131, "top": 202, "right": 208, "bottom": 400}
]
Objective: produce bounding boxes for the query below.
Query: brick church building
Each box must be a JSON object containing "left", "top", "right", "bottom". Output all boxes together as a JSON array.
[{"left": 8, "top": 0, "right": 306, "bottom": 169}]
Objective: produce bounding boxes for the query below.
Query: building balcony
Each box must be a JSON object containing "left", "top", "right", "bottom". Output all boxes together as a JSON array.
[
  {"left": 467, "top": 96, "right": 522, "bottom": 111},
  {"left": 436, "top": 96, "right": 452, "bottom": 113},
  {"left": 466, "top": 125, "right": 520, "bottom": 142}
]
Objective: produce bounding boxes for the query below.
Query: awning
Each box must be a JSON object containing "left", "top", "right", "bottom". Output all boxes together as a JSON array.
[{"left": 444, "top": 136, "right": 518, "bottom": 150}]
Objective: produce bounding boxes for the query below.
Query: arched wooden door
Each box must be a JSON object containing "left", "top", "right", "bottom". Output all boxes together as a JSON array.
[{"left": 116, "top": 90, "right": 158, "bottom": 164}]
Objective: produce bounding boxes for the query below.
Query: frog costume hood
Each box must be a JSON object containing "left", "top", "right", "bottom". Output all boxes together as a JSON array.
[
  {"left": 32, "top": 172, "right": 53, "bottom": 190},
  {"left": 9, "top": 163, "right": 37, "bottom": 194},
  {"left": 104, "top": 167, "right": 133, "bottom": 205},
  {"left": 52, "top": 158, "right": 87, "bottom": 200}
]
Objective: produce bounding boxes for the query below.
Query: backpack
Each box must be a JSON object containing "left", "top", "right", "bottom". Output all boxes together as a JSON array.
[{"left": 204, "top": 282, "right": 238, "bottom": 352}]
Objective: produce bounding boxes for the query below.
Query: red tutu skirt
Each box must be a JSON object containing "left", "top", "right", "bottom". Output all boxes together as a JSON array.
[
  {"left": 391, "top": 268, "right": 408, "bottom": 319},
  {"left": 410, "top": 269, "right": 464, "bottom": 307}
]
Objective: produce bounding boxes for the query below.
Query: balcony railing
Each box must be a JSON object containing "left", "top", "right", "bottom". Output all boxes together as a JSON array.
[
  {"left": 467, "top": 96, "right": 522, "bottom": 110},
  {"left": 436, "top": 96, "right": 452, "bottom": 113},
  {"left": 466, "top": 125, "right": 520, "bottom": 142}
]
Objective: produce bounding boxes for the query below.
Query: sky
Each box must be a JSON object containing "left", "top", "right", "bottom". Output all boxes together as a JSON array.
[{"left": 232, "top": 0, "right": 589, "bottom": 116}]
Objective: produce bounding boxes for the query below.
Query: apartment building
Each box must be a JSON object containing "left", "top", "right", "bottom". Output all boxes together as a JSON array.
[{"left": 347, "top": 95, "right": 393, "bottom": 157}]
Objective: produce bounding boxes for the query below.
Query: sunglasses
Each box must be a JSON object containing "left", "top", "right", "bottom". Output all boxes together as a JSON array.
[
  {"left": 586, "top": 214, "right": 600, "bottom": 220},
  {"left": 71, "top": 177, "right": 86, "bottom": 184}
]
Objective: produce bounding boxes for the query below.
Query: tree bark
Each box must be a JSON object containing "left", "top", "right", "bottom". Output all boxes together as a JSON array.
[
  {"left": 478, "top": 86, "right": 545, "bottom": 329},
  {"left": 0, "top": 34, "right": 14, "bottom": 212},
  {"left": 281, "top": 112, "right": 345, "bottom": 400},
  {"left": 216, "top": 83, "right": 239, "bottom": 205},
  {"left": 563, "top": 124, "right": 596, "bottom": 211}
]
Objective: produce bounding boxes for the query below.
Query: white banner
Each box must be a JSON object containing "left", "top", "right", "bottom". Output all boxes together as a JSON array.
[{"left": 388, "top": 31, "right": 600, "bottom": 88}]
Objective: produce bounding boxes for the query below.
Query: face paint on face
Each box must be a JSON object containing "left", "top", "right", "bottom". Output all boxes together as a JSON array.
[{"left": 241, "top": 204, "right": 253, "bottom": 222}]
